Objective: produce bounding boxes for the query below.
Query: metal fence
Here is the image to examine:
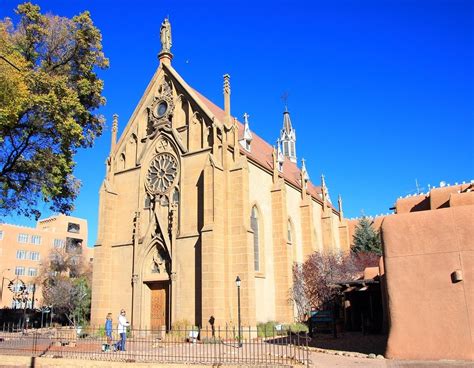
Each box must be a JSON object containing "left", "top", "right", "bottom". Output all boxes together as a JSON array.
[{"left": 0, "top": 323, "right": 310, "bottom": 367}]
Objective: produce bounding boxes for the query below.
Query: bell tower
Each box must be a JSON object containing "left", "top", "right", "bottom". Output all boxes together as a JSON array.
[{"left": 279, "top": 107, "right": 297, "bottom": 163}]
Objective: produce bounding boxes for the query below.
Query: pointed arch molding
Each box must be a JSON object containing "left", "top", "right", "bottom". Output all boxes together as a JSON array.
[
  {"left": 137, "top": 230, "right": 171, "bottom": 282},
  {"left": 139, "top": 208, "right": 172, "bottom": 267}
]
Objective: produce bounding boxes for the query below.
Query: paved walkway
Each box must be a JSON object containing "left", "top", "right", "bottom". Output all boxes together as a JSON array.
[{"left": 309, "top": 351, "right": 473, "bottom": 368}]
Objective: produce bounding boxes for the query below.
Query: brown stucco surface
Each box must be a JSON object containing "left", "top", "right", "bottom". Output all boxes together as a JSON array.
[
  {"left": 450, "top": 191, "right": 474, "bottom": 208},
  {"left": 381, "top": 205, "right": 474, "bottom": 360}
]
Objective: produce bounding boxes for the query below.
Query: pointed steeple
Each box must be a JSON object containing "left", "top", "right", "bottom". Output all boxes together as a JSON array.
[
  {"left": 300, "top": 158, "right": 310, "bottom": 200},
  {"left": 338, "top": 194, "right": 344, "bottom": 220},
  {"left": 321, "top": 174, "right": 332, "bottom": 209},
  {"left": 301, "top": 158, "right": 310, "bottom": 183},
  {"left": 321, "top": 174, "right": 328, "bottom": 210},
  {"left": 279, "top": 108, "right": 297, "bottom": 163},
  {"left": 276, "top": 138, "right": 284, "bottom": 171},
  {"left": 239, "top": 112, "right": 253, "bottom": 151}
]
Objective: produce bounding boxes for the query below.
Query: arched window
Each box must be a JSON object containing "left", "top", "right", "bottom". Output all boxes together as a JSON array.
[
  {"left": 251, "top": 206, "right": 260, "bottom": 272},
  {"left": 119, "top": 153, "right": 126, "bottom": 170},
  {"left": 287, "top": 219, "right": 293, "bottom": 243},
  {"left": 126, "top": 134, "right": 137, "bottom": 168}
]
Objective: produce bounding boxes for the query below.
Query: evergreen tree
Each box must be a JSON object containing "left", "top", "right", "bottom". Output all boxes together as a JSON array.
[{"left": 352, "top": 217, "right": 382, "bottom": 255}]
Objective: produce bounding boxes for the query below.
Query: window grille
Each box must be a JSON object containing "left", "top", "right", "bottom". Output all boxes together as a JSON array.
[
  {"left": 16, "top": 250, "right": 26, "bottom": 260},
  {"left": 18, "top": 233, "right": 28, "bottom": 243}
]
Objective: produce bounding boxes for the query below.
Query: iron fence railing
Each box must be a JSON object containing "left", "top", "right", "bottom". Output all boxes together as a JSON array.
[{"left": 0, "top": 323, "right": 310, "bottom": 367}]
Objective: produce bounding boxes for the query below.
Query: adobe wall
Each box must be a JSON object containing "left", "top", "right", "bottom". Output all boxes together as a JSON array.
[{"left": 381, "top": 205, "right": 473, "bottom": 360}]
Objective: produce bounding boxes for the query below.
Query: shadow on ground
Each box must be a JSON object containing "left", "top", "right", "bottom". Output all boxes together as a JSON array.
[{"left": 309, "top": 332, "right": 388, "bottom": 355}]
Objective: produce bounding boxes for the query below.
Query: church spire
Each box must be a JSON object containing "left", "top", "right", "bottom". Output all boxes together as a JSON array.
[
  {"left": 239, "top": 112, "right": 253, "bottom": 151},
  {"left": 276, "top": 138, "right": 284, "bottom": 171},
  {"left": 279, "top": 108, "right": 297, "bottom": 163},
  {"left": 301, "top": 158, "right": 310, "bottom": 183},
  {"left": 338, "top": 194, "right": 344, "bottom": 221}
]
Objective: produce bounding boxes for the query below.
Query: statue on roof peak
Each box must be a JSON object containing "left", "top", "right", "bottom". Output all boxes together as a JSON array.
[{"left": 160, "top": 17, "right": 172, "bottom": 53}]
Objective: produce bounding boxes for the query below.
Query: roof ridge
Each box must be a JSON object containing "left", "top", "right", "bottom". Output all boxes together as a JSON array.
[{"left": 190, "top": 88, "right": 329, "bottom": 203}]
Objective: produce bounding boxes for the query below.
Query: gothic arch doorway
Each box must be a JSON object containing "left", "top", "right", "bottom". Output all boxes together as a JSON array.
[{"left": 137, "top": 238, "right": 172, "bottom": 331}]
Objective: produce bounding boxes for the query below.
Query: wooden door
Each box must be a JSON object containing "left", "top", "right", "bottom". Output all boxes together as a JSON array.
[{"left": 150, "top": 283, "right": 167, "bottom": 330}]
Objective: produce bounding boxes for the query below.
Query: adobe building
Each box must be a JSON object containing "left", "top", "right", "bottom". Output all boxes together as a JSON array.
[
  {"left": 90, "top": 18, "right": 350, "bottom": 330},
  {"left": 0, "top": 214, "right": 92, "bottom": 309},
  {"left": 381, "top": 181, "right": 474, "bottom": 360}
]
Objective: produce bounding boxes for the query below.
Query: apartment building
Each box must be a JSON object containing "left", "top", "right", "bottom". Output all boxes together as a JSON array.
[{"left": 0, "top": 214, "right": 92, "bottom": 309}]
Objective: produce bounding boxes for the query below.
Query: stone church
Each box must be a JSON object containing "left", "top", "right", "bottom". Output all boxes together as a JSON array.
[{"left": 90, "top": 19, "right": 350, "bottom": 329}]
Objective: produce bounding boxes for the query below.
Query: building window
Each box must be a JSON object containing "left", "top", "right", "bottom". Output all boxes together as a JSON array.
[
  {"left": 53, "top": 238, "right": 65, "bottom": 248},
  {"left": 251, "top": 206, "right": 260, "bottom": 272},
  {"left": 287, "top": 220, "right": 293, "bottom": 243},
  {"left": 0, "top": 230, "right": 3, "bottom": 240},
  {"left": 67, "top": 223, "right": 80, "bottom": 233},
  {"left": 66, "top": 238, "right": 83, "bottom": 254},
  {"left": 15, "top": 266, "right": 25, "bottom": 276},
  {"left": 28, "top": 268, "right": 38, "bottom": 277},
  {"left": 18, "top": 233, "right": 28, "bottom": 243},
  {"left": 31, "top": 235, "right": 41, "bottom": 245},
  {"left": 16, "top": 250, "right": 26, "bottom": 260},
  {"left": 30, "top": 252, "right": 40, "bottom": 261}
]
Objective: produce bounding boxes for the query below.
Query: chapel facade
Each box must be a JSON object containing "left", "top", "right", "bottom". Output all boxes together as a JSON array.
[{"left": 90, "top": 19, "right": 350, "bottom": 329}]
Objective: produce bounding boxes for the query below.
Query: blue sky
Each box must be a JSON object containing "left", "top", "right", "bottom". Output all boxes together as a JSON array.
[{"left": 2, "top": 0, "right": 473, "bottom": 247}]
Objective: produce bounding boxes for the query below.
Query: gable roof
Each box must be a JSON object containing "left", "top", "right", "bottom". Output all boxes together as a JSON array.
[
  {"left": 162, "top": 63, "right": 335, "bottom": 210},
  {"left": 191, "top": 89, "right": 325, "bottom": 202}
]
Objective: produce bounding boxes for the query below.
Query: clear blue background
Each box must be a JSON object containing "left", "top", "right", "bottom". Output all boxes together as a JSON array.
[{"left": 2, "top": 0, "right": 473, "bottom": 247}]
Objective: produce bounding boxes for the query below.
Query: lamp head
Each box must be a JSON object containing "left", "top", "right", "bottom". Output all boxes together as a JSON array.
[{"left": 235, "top": 276, "right": 241, "bottom": 287}]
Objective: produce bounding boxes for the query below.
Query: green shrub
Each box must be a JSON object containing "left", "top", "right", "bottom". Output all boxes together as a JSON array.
[
  {"left": 257, "top": 321, "right": 308, "bottom": 337},
  {"left": 169, "top": 319, "right": 197, "bottom": 339},
  {"left": 286, "top": 323, "right": 309, "bottom": 334},
  {"left": 95, "top": 326, "right": 106, "bottom": 338},
  {"left": 257, "top": 321, "right": 280, "bottom": 338}
]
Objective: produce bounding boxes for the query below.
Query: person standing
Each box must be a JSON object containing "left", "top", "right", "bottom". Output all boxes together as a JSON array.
[
  {"left": 104, "top": 313, "right": 113, "bottom": 351},
  {"left": 117, "top": 309, "right": 130, "bottom": 351}
]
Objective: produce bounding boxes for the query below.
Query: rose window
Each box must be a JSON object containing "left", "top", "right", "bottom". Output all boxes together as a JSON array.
[{"left": 146, "top": 153, "right": 178, "bottom": 194}]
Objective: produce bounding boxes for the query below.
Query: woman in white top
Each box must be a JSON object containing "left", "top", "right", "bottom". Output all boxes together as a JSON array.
[{"left": 116, "top": 309, "right": 130, "bottom": 351}]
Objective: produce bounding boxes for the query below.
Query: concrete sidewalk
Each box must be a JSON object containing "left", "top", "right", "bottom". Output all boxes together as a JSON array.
[{"left": 310, "top": 351, "right": 473, "bottom": 368}]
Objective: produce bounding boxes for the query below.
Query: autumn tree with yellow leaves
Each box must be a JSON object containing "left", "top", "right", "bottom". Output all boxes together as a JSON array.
[{"left": 0, "top": 2, "right": 108, "bottom": 219}]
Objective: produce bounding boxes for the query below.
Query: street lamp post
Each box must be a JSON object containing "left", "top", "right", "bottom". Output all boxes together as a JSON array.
[{"left": 235, "top": 276, "right": 242, "bottom": 347}]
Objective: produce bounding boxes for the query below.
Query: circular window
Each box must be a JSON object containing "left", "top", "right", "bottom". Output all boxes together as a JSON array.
[
  {"left": 156, "top": 101, "right": 168, "bottom": 118},
  {"left": 146, "top": 153, "right": 178, "bottom": 194}
]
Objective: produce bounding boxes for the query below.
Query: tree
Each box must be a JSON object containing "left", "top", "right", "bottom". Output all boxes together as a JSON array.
[
  {"left": 37, "top": 246, "right": 92, "bottom": 326},
  {"left": 291, "top": 251, "right": 380, "bottom": 319},
  {"left": 352, "top": 217, "right": 382, "bottom": 255},
  {"left": 0, "top": 2, "right": 108, "bottom": 219}
]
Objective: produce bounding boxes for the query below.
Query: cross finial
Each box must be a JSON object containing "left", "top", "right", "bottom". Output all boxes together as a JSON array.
[
  {"left": 281, "top": 91, "right": 289, "bottom": 112},
  {"left": 243, "top": 112, "right": 250, "bottom": 124}
]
